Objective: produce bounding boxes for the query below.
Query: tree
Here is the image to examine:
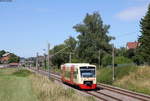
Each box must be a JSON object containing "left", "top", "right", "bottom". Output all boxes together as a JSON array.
[
  {"left": 64, "top": 36, "right": 77, "bottom": 52},
  {"left": 101, "top": 54, "right": 112, "bottom": 67},
  {"left": 64, "top": 36, "right": 79, "bottom": 63},
  {"left": 126, "top": 49, "right": 136, "bottom": 59},
  {"left": 8, "top": 53, "right": 20, "bottom": 63},
  {"left": 115, "top": 47, "right": 127, "bottom": 57},
  {"left": 138, "top": 4, "right": 150, "bottom": 64},
  {"left": 0, "top": 50, "right": 6, "bottom": 64},
  {"left": 0, "top": 50, "right": 6, "bottom": 58},
  {"left": 115, "top": 56, "right": 132, "bottom": 64},
  {"left": 73, "top": 12, "right": 113, "bottom": 63},
  {"left": 51, "top": 44, "right": 69, "bottom": 68}
]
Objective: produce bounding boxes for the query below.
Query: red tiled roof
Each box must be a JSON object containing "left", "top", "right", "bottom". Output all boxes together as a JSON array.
[
  {"left": 126, "top": 42, "right": 139, "bottom": 49},
  {"left": 9, "top": 63, "right": 19, "bottom": 66}
]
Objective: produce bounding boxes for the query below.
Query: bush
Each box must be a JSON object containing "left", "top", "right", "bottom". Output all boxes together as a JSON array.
[
  {"left": 115, "top": 56, "right": 133, "bottom": 64},
  {"left": 101, "top": 54, "right": 112, "bottom": 67}
]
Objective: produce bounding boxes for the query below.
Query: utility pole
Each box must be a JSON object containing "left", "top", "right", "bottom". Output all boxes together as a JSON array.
[
  {"left": 112, "top": 44, "right": 115, "bottom": 81},
  {"left": 43, "top": 49, "right": 46, "bottom": 71},
  {"left": 69, "top": 52, "right": 71, "bottom": 63},
  {"left": 47, "top": 43, "right": 50, "bottom": 79},
  {"left": 44, "top": 53, "right": 47, "bottom": 71},
  {"left": 69, "top": 52, "right": 74, "bottom": 63},
  {"left": 99, "top": 49, "right": 101, "bottom": 69},
  {"left": 36, "top": 52, "right": 39, "bottom": 71}
]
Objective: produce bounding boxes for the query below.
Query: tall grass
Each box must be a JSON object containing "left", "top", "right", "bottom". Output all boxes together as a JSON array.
[
  {"left": 0, "top": 68, "right": 95, "bottom": 101},
  {"left": 0, "top": 68, "right": 38, "bottom": 101},
  {"left": 113, "top": 66, "right": 150, "bottom": 95},
  {"left": 97, "top": 66, "right": 137, "bottom": 84},
  {"left": 30, "top": 73, "right": 95, "bottom": 101},
  {"left": 97, "top": 68, "right": 113, "bottom": 84}
]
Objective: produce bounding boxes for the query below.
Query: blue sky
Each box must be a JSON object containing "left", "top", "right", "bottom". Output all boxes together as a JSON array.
[{"left": 0, "top": 0, "right": 149, "bottom": 57}]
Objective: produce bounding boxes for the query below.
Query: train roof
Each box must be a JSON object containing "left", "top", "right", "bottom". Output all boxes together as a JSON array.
[{"left": 62, "top": 63, "right": 96, "bottom": 68}]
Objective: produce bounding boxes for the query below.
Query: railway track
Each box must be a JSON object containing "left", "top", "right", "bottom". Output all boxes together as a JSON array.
[
  {"left": 97, "top": 83, "right": 150, "bottom": 101},
  {"left": 29, "top": 67, "right": 150, "bottom": 101}
]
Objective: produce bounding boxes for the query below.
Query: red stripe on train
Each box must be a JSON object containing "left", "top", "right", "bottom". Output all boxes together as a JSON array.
[
  {"left": 62, "top": 78, "right": 96, "bottom": 89},
  {"left": 78, "top": 84, "right": 96, "bottom": 89}
]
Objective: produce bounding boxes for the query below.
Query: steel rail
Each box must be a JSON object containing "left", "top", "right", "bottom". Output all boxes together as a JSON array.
[
  {"left": 98, "top": 83, "right": 150, "bottom": 101},
  {"left": 86, "top": 91, "right": 108, "bottom": 101},
  {"left": 95, "top": 91, "right": 122, "bottom": 101}
]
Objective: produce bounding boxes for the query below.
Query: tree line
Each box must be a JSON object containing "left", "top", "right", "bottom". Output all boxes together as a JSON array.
[{"left": 49, "top": 5, "right": 150, "bottom": 68}]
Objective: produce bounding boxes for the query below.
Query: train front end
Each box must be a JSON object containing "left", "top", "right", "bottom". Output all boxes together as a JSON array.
[{"left": 78, "top": 66, "right": 96, "bottom": 89}]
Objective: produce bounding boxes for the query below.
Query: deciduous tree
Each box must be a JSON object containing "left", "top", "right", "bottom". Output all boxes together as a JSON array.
[{"left": 73, "top": 12, "right": 113, "bottom": 63}]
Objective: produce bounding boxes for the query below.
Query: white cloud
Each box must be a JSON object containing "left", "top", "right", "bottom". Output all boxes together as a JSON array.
[{"left": 116, "top": 5, "right": 147, "bottom": 21}]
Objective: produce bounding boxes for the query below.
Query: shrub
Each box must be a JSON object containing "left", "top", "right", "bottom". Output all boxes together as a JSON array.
[
  {"left": 115, "top": 56, "right": 133, "bottom": 64},
  {"left": 101, "top": 54, "right": 112, "bottom": 67}
]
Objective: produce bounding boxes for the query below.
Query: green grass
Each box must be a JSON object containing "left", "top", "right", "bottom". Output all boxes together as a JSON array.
[
  {"left": 0, "top": 68, "right": 38, "bottom": 101},
  {"left": 97, "top": 66, "right": 150, "bottom": 95},
  {"left": 30, "top": 72, "right": 95, "bottom": 101},
  {"left": 97, "top": 66, "right": 137, "bottom": 84},
  {"left": 97, "top": 68, "right": 113, "bottom": 84},
  {"left": 113, "top": 66, "right": 150, "bottom": 95},
  {"left": 12, "top": 69, "right": 32, "bottom": 77},
  {"left": 0, "top": 68, "right": 95, "bottom": 101}
]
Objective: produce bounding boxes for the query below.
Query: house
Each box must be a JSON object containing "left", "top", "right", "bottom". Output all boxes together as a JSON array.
[
  {"left": 0, "top": 53, "right": 11, "bottom": 64},
  {"left": 126, "top": 42, "right": 140, "bottom": 50},
  {"left": 9, "top": 63, "right": 19, "bottom": 67}
]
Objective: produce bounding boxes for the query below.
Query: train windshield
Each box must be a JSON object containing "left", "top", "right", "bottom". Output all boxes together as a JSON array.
[{"left": 80, "top": 66, "right": 95, "bottom": 78}]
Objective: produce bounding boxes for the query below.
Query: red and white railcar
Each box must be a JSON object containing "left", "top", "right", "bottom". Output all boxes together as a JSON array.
[{"left": 61, "top": 63, "right": 96, "bottom": 90}]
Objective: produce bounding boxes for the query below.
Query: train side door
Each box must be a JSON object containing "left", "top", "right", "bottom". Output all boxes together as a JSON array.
[
  {"left": 62, "top": 66, "right": 65, "bottom": 80},
  {"left": 76, "top": 68, "right": 79, "bottom": 83},
  {"left": 70, "top": 66, "right": 74, "bottom": 83}
]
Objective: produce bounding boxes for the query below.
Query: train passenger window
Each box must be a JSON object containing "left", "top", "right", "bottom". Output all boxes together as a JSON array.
[{"left": 80, "top": 66, "right": 95, "bottom": 78}]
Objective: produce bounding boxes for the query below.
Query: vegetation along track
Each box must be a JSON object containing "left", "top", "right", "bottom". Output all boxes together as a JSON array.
[{"left": 29, "top": 67, "right": 150, "bottom": 101}]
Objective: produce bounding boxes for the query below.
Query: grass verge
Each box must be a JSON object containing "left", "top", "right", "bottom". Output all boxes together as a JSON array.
[
  {"left": 0, "top": 68, "right": 95, "bottom": 101},
  {"left": 30, "top": 73, "right": 95, "bottom": 101},
  {"left": 97, "top": 66, "right": 150, "bottom": 95},
  {"left": 97, "top": 66, "right": 137, "bottom": 84},
  {"left": 113, "top": 66, "right": 150, "bottom": 95},
  {"left": 0, "top": 68, "right": 38, "bottom": 101}
]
